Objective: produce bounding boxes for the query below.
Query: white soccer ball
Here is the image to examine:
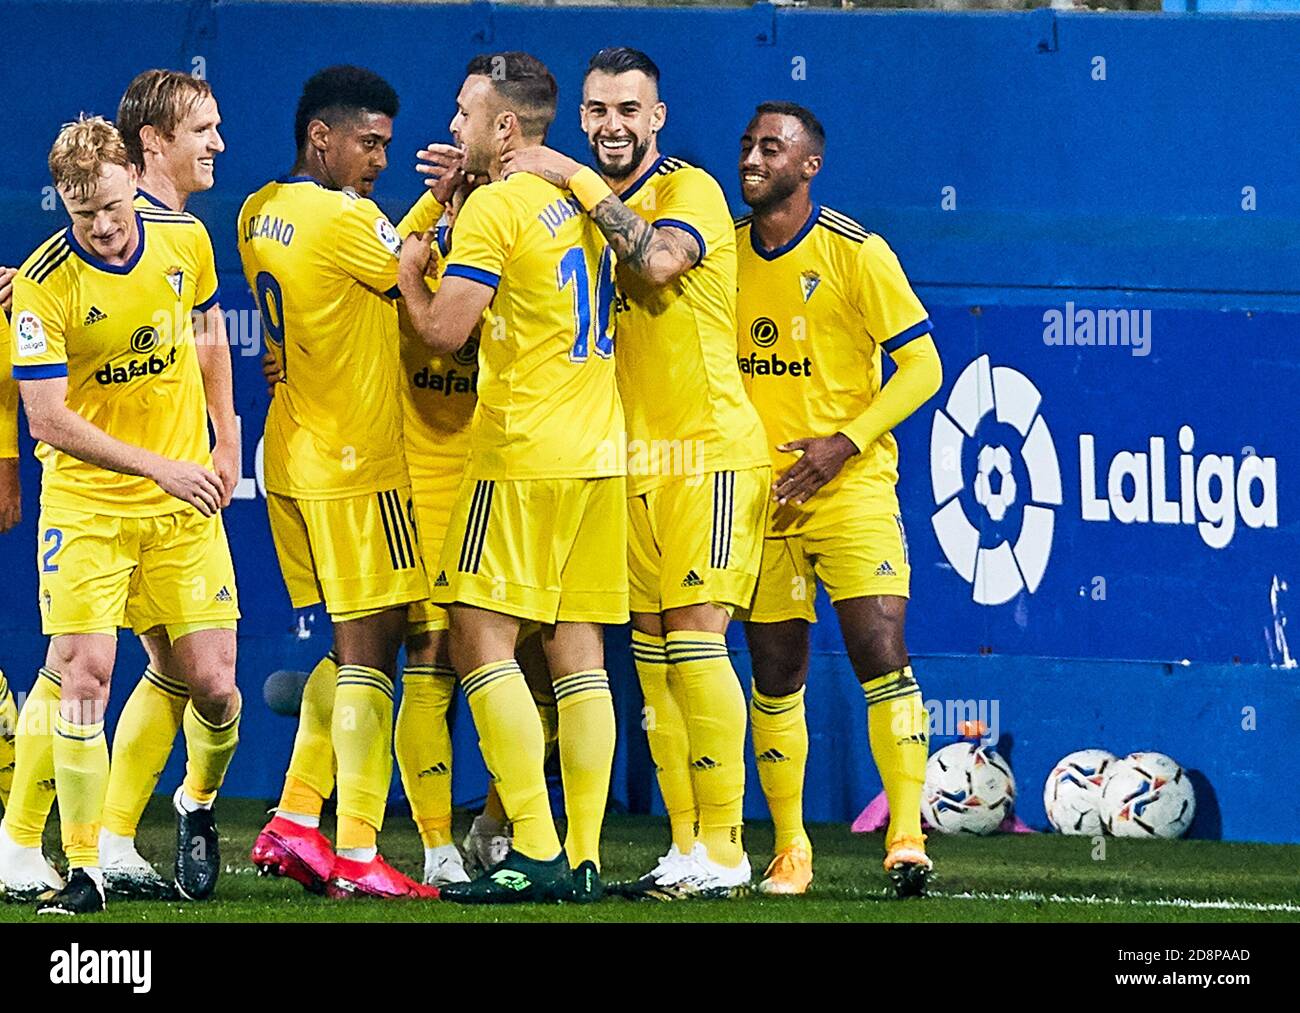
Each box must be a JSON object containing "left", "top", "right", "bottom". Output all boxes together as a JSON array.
[
  {"left": 1043, "top": 749, "right": 1116, "bottom": 835},
  {"left": 921, "top": 742, "right": 1016, "bottom": 835},
  {"left": 1100, "top": 752, "right": 1196, "bottom": 839}
]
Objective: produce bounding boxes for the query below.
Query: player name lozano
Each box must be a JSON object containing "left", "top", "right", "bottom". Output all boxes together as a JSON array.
[{"left": 49, "top": 944, "right": 152, "bottom": 993}]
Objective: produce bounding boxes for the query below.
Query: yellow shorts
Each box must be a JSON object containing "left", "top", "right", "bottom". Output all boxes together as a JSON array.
[
  {"left": 742, "top": 511, "right": 911, "bottom": 624},
  {"left": 268, "top": 487, "right": 429, "bottom": 623},
  {"left": 406, "top": 492, "right": 455, "bottom": 635},
  {"left": 36, "top": 506, "right": 240, "bottom": 637},
  {"left": 432, "top": 474, "right": 629, "bottom": 625},
  {"left": 628, "top": 467, "right": 770, "bottom": 614}
]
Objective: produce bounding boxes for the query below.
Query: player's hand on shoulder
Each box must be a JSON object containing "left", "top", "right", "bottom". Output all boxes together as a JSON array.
[
  {"left": 773, "top": 433, "right": 859, "bottom": 505},
  {"left": 0, "top": 266, "right": 15, "bottom": 314},
  {"left": 416, "top": 143, "right": 468, "bottom": 204},
  {"left": 0, "top": 457, "right": 21, "bottom": 533},
  {"left": 150, "top": 457, "right": 224, "bottom": 517},
  {"left": 501, "top": 146, "right": 582, "bottom": 189}
]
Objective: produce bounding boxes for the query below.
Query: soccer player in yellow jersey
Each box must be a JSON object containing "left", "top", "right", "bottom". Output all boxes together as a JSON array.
[
  {"left": 398, "top": 52, "right": 627, "bottom": 903},
  {"left": 734, "top": 103, "right": 943, "bottom": 897},
  {"left": 6, "top": 116, "right": 242, "bottom": 914},
  {"left": 0, "top": 71, "right": 238, "bottom": 903},
  {"left": 238, "top": 66, "right": 437, "bottom": 901},
  {"left": 502, "top": 47, "right": 769, "bottom": 898}
]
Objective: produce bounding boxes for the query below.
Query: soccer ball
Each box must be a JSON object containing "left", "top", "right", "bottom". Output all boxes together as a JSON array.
[
  {"left": 1100, "top": 752, "right": 1196, "bottom": 839},
  {"left": 921, "top": 742, "right": 1016, "bottom": 835},
  {"left": 1043, "top": 749, "right": 1116, "bottom": 835}
]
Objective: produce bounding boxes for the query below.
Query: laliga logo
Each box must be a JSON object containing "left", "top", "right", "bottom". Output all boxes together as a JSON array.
[{"left": 930, "top": 355, "right": 1063, "bottom": 606}]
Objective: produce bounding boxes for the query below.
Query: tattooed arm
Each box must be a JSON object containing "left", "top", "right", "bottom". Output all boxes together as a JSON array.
[
  {"left": 502, "top": 145, "right": 701, "bottom": 287},
  {"left": 584, "top": 194, "right": 700, "bottom": 287}
]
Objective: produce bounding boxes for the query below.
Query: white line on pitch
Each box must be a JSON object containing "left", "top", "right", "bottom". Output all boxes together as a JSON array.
[{"left": 935, "top": 890, "right": 1300, "bottom": 913}]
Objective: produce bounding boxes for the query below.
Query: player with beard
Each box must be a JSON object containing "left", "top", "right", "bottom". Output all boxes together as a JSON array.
[
  {"left": 734, "top": 102, "right": 942, "bottom": 897},
  {"left": 399, "top": 51, "right": 627, "bottom": 904},
  {"left": 501, "top": 47, "right": 770, "bottom": 900}
]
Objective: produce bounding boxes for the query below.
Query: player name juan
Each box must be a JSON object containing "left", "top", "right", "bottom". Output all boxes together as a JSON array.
[
  {"left": 410, "top": 364, "right": 478, "bottom": 396},
  {"left": 242, "top": 213, "right": 295, "bottom": 247},
  {"left": 96, "top": 347, "right": 178, "bottom": 385},
  {"left": 737, "top": 351, "right": 814, "bottom": 377},
  {"left": 536, "top": 195, "right": 585, "bottom": 238}
]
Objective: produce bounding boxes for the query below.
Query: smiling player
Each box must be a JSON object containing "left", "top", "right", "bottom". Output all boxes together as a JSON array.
[{"left": 735, "top": 102, "right": 942, "bottom": 897}]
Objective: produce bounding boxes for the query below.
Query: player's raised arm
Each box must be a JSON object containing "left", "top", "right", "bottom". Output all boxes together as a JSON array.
[
  {"left": 397, "top": 232, "right": 492, "bottom": 352},
  {"left": 503, "top": 145, "right": 698, "bottom": 287}
]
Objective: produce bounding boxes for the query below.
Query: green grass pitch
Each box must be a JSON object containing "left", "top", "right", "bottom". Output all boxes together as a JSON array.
[{"left": 1, "top": 797, "right": 1295, "bottom": 923}]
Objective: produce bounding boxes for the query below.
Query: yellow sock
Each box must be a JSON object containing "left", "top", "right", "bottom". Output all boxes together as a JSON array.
[
  {"left": 751, "top": 684, "right": 809, "bottom": 851},
  {"left": 553, "top": 670, "right": 615, "bottom": 870},
  {"left": 665, "top": 631, "right": 747, "bottom": 867},
  {"left": 632, "top": 630, "right": 696, "bottom": 853},
  {"left": 395, "top": 663, "right": 456, "bottom": 849},
  {"left": 102, "top": 667, "right": 187, "bottom": 836},
  {"left": 181, "top": 696, "right": 241, "bottom": 805},
  {"left": 862, "top": 665, "right": 929, "bottom": 847},
  {"left": 279, "top": 651, "right": 337, "bottom": 818},
  {"left": 1, "top": 669, "right": 60, "bottom": 847},
  {"left": 332, "top": 665, "right": 394, "bottom": 851},
  {"left": 0, "top": 671, "right": 18, "bottom": 808},
  {"left": 462, "top": 660, "right": 559, "bottom": 861},
  {"left": 53, "top": 711, "right": 109, "bottom": 869}
]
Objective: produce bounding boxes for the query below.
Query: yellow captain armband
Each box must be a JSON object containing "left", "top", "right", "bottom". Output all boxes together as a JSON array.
[{"left": 570, "top": 167, "right": 613, "bottom": 211}]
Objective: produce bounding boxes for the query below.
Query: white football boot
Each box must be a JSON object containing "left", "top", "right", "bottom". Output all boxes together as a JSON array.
[{"left": 0, "top": 823, "right": 64, "bottom": 902}]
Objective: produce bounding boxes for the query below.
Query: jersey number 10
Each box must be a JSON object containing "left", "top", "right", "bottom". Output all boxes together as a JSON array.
[{"left": 558, "top": 247, "right": 615, "bottom": 363}]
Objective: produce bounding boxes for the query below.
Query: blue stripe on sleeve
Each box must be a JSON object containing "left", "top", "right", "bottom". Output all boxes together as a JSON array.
[
  {"left": 882, "top": 318, "right": 933, "bottom": 353},
  {"left": 194, "top": 287, "right": 221, "bottom": 313},
  {"left": 13, "top": 362, "right": 68, "bottom": 380},
  {"left": 443, "top": 264, "right": 501, "bottom": 290},
  {"left": 653, "top": 218, "right": 706, "bottom": 264}
]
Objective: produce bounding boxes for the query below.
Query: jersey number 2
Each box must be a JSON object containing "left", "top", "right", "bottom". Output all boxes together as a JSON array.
[{"left": 558, "top": 247, "right": 615, "bottom": 362}]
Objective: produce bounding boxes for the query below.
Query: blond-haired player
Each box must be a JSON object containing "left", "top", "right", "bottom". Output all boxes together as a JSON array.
[
  {"left": 0, "top": 69, "right": 236, "bottom": 903},
  {"left": 6, "top": 116, "right": 241, "bottom": 914}
]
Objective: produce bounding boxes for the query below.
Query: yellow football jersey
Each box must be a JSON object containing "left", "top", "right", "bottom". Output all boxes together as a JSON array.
[
  {"left": 9, "top": 208, "right": 217, "bottom": 515},
  {"left": 395, "top": 192, "right": 477, "bottom": 500},
  {"left": 614, "top": 157, "right": 768, "bottom": 495},
  {"left": 735, "top": 205, "right": 932, "bottom": 520},
  {"left": 444, "top": 173, "right": 624, "bottom": 481},
  {"left": 237, "top": 177, "right": 408, "bottom": 500}
]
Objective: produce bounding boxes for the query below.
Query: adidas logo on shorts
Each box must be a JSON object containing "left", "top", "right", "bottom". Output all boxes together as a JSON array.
[
  {"left": 417, "top": 761, "right": 449, "bottom": 779},
  {"left": 875, "top": 561, "right": 897, "bottom": 577},
  {"left": 434, "top": 570, "right": 449, "bottom": 588},
  {"left": 757, "top": 748, "right": 790, "bottom": 764},
  {"left": 680, "top": 569, "right": 705, "bottom": 588},
  {"left": 83, "top": 305, "right": 107, "bottom": 326},
  {"left": 691, "top": 755, "right": 720, "bottom": 771},
  {"left": 214, "top": 585, "right": 233, "bottom": 603}
]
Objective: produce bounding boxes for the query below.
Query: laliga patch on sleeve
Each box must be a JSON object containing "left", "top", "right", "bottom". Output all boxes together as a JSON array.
[
  {"left": 15, "top": 311, "right": 48, "bottom": 357},
  {"left": 374, "top": 217, "right": 401, "bottom": 255}
]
